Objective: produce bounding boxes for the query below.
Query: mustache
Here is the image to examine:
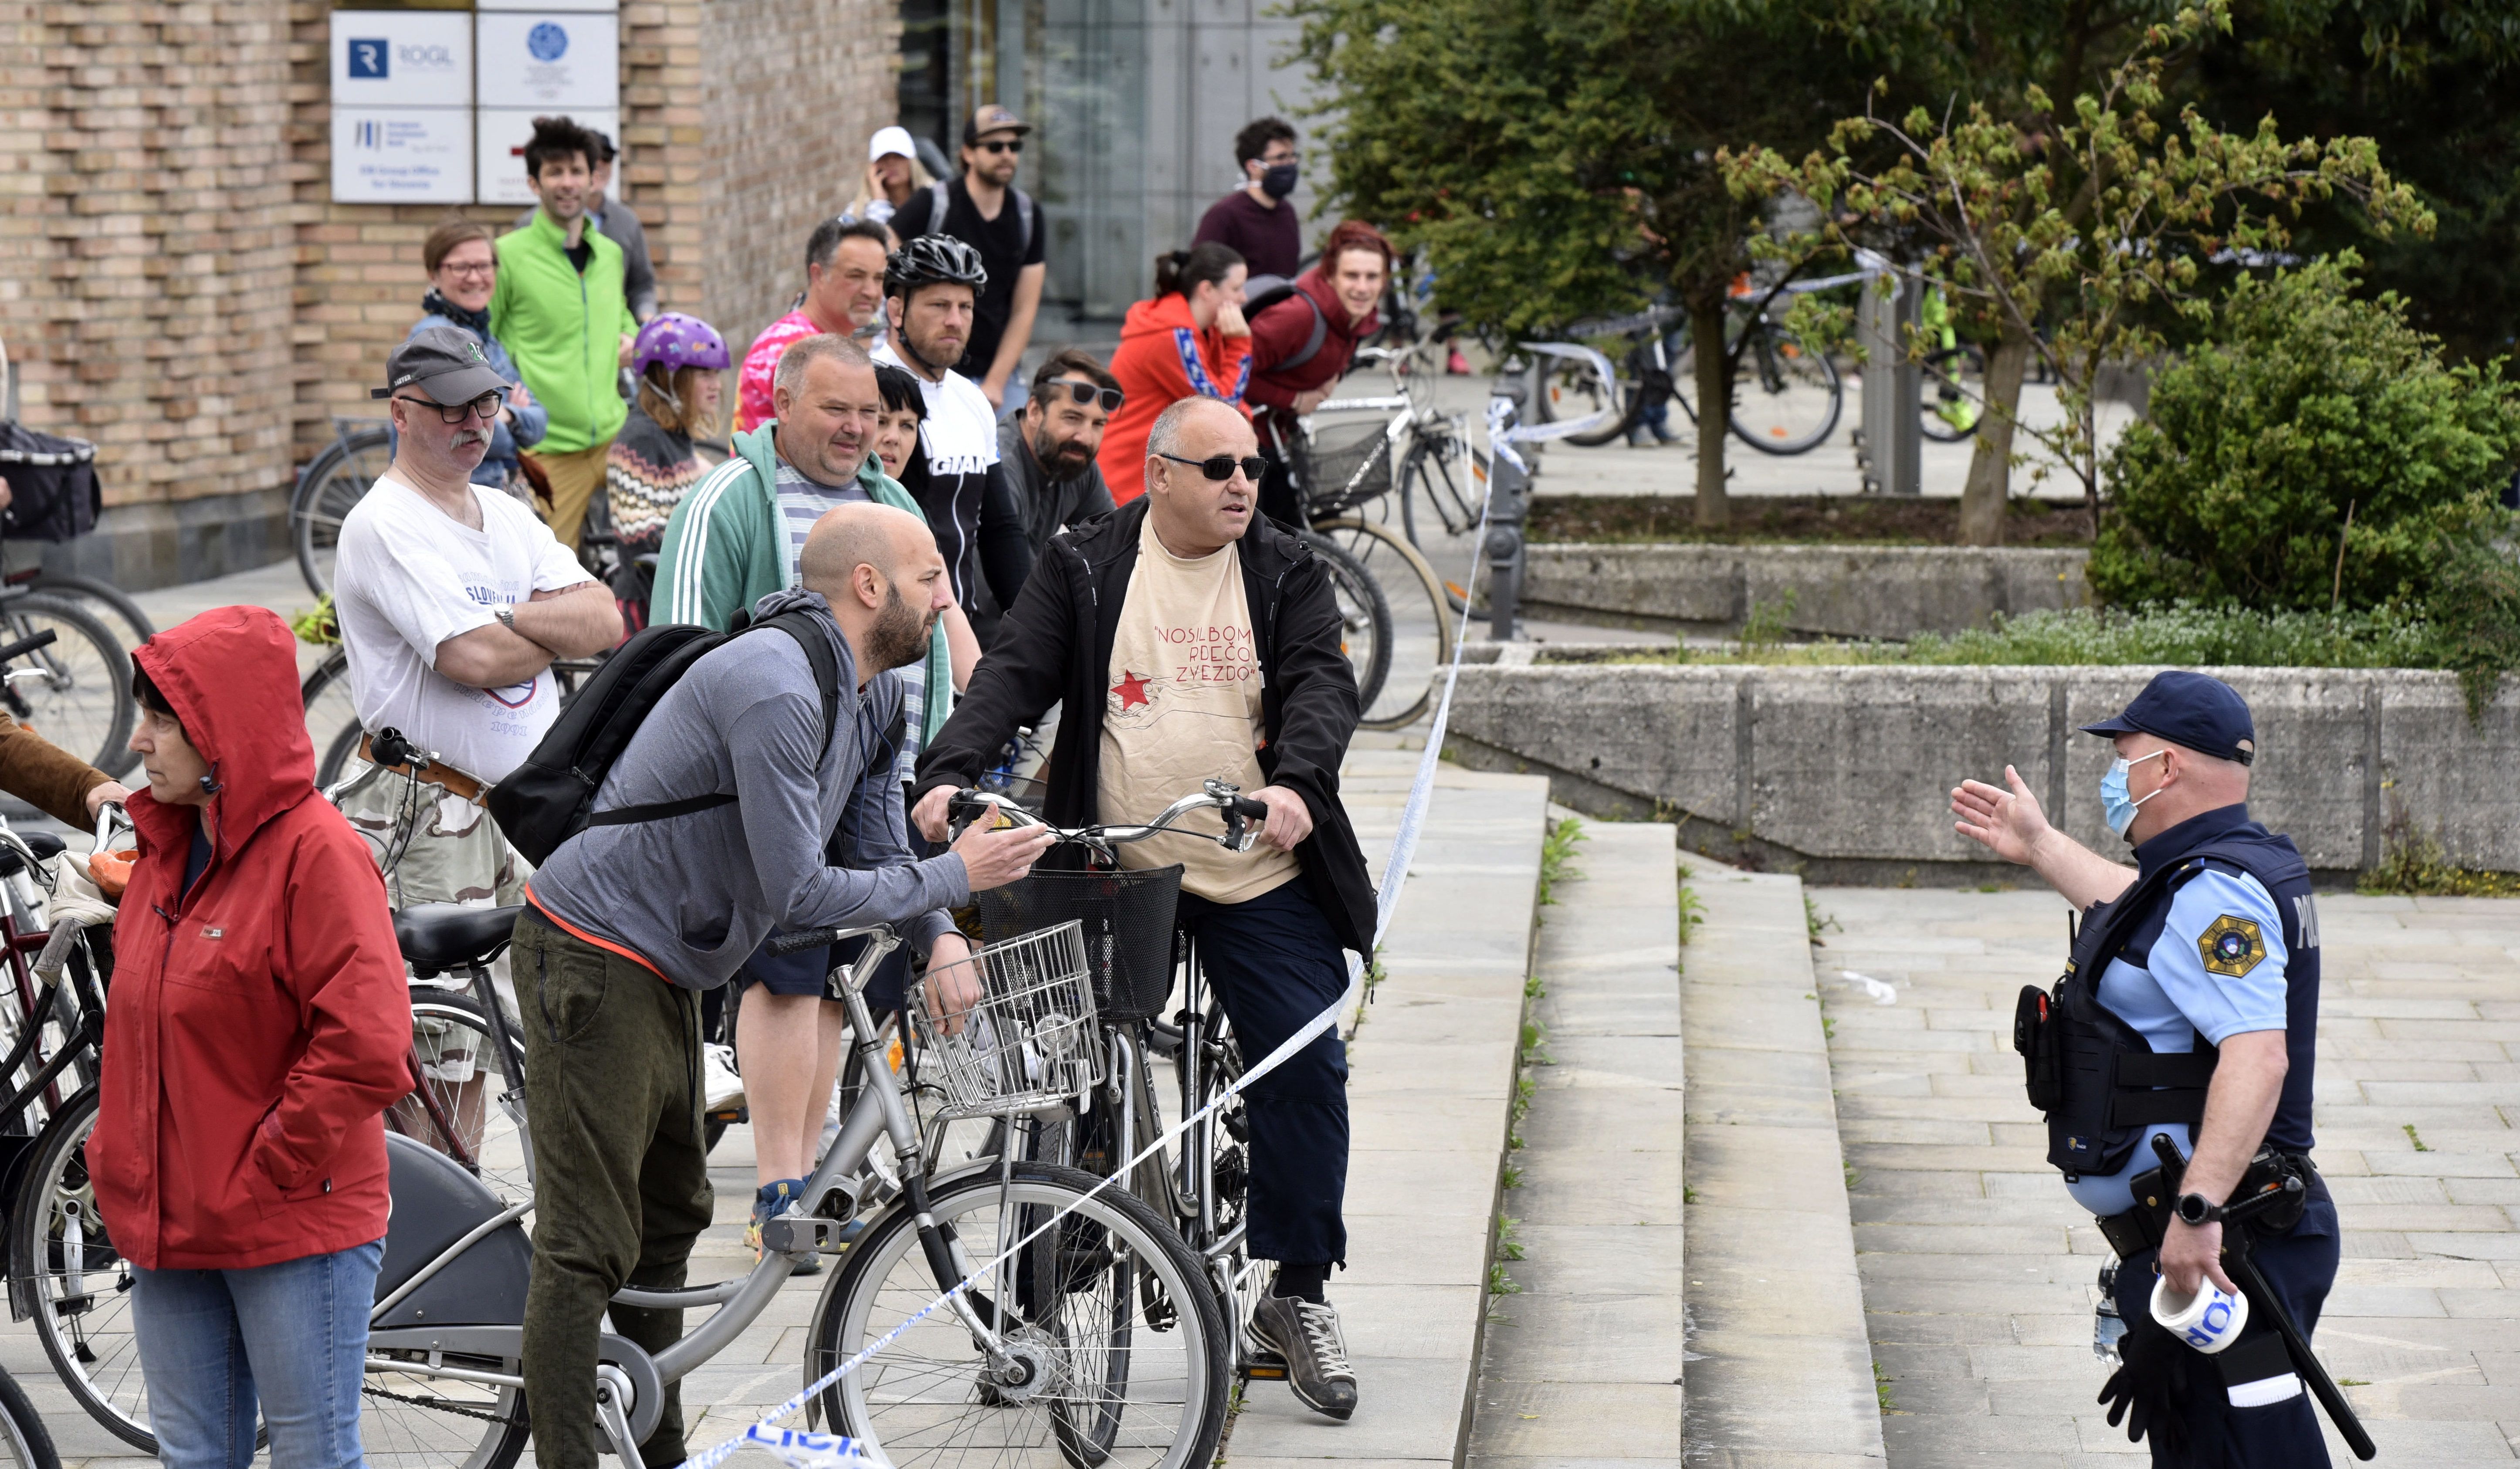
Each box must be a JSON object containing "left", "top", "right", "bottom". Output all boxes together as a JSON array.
[{"left": 454, "top": 428, "right": 492, "bottom": 448}]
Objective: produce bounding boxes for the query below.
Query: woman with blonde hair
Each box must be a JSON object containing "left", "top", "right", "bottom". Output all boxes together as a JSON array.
[
  {"left": 847, "top": 125, "right": 934, "bottom": 227},
  {"left": 605, "top": 313, "right": 729, "bottom": 630}
]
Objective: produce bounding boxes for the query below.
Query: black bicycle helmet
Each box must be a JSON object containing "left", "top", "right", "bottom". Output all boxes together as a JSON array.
[{"left": 884, "top": 235, "right": 990, "bottom": 296}]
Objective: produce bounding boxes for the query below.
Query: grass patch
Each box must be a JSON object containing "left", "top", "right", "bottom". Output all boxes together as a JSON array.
[
  {"left": 1527, "top": 492, "right": 2091, "bottom": 547},
  {"left": 1536, "top": 816, "right": 1588, "bottom": 910},
  {"left": 2359, "top": 803, "right": 2520, "bottom": 897}
]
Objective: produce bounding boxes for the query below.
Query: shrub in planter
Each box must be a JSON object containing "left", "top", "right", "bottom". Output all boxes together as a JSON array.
[{"left": 2093, "top": 257, "right": 2520, "bottom": 615}]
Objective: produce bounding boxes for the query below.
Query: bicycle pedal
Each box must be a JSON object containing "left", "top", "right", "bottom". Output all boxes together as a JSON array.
[{"left": 1243, "top": 1357, "right": 1290, "bottom": 1381}]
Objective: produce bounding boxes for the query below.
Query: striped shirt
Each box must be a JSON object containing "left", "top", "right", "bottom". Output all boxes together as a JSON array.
[{"left": 771, "top": 458, "right": 925, "bottom": 783}]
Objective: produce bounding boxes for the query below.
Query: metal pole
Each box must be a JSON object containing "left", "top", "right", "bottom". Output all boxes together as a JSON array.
[
  {"left": 1854, "top": 271, "right": 1922, "bottom": 496},
  {"left": 1484, "top": 446, "right": 1531, "bottom": 642}
]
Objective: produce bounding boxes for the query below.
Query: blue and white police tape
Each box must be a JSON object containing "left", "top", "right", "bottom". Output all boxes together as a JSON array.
[{"left": 674, "top": 382, "right": 1542, "bottom": 1469}]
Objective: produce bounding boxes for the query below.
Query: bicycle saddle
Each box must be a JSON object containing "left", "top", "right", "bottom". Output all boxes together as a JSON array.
[
  {"left": 396, "top": 903, "right": 525, "bottom": 976},
  {"left": 0, "top": 832, "right": 68, "bottom": 879}
]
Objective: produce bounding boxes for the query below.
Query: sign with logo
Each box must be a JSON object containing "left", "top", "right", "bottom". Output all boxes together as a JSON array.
[
  {"left": 329, "top": 11, "right": 472, "bottom": 108},
  {"left": 476, "top": 12, "right": 618, "bottom": 110},
  {"left": 331, "top": 108, "right": 473, "bottom": 204},
  {"left": 475, "top": 107, "right": 619, "bottom": 206}
]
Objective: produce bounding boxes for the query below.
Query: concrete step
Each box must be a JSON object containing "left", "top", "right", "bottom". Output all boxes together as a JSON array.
[
  {"left": 1467, "top": 816, "right": 1686, "bottom": 1467},
  {"left": 1680, "top": 853, "right": 1889, "bottom": 1467},
  {"left": 1221, "top": 752, "right": 1551, "bottom": 1463}
]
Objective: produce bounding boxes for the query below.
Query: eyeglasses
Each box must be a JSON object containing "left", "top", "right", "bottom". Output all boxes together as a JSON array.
[
  {"left": 439, "top": 261, "right": 495, "bottom": 279},
  {"left": 1155, "top": 452, "right": 1268, "bottom": 483},
  {"left": 395, "top": 391, "right": 503, "bottom": 425},
  {"left": 974, "top": 139, "right": 1023, "bottom": 155},
  {"left": 1041, "top": 379, "right": 1123, "bottom": 412}
]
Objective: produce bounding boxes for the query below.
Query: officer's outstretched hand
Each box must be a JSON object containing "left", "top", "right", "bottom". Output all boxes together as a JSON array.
[{"left": 1951, "top": 765, "right": 2050, "bottom": 866}]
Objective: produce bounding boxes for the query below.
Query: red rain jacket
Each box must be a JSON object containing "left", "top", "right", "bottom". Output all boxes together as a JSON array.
[
  {"left": 90, "top": 606, "right": 412, "bottom": 1270},
  {"left": 1097, "top": 291, "right": 1253, "bottom": 504}
]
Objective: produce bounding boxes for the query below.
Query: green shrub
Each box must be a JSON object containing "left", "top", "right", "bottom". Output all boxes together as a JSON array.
[{"left": 2093, "top": 258, "right": 2520, "bottom": 614}]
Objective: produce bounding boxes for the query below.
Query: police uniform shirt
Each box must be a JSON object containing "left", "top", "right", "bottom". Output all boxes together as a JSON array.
[{"left": 2065, "top": 867, "right": 2291, "bottom": 1217}]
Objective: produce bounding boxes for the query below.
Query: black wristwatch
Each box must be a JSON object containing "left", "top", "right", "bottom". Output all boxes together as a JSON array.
[{"left": 2175, "top": 1192, "right": 2223, "bottom": 1226}]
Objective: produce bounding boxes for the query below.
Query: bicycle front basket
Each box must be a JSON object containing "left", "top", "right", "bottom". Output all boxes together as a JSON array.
[
  {"left": 979, "top": 865, "right": 1182, "bottom": 1022},
  {"left": 909, "top": 920, "right": 1100, "bottom": 1120},
  {"left": 1290, "top": 420, "right": 1395, "bottom": 520}
]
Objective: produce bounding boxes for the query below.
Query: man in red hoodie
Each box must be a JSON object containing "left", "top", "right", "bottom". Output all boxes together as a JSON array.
[
  {"left": 1246, "top": 220, "right": 1392, "bottom": 528},
  {"left": 91, "top": 606, "right": 414, "bottom": 1469}
]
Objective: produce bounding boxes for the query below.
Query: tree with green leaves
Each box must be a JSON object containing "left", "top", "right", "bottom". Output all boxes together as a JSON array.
[
  {"left": 1287, "top": 0, "right": 1920, "bottom": 526},
  {"left": 1725, "top": 3, "right": 2429, "bottom": 545}
]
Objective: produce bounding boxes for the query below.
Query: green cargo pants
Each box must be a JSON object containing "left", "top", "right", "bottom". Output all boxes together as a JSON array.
[{"left": 513, "top": 911, "right": 714, "bottom": 1469}]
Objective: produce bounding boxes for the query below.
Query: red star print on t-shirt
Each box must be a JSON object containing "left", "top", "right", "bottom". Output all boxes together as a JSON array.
[{"left": 1113, "top": 670, "right": 1150, "bottom": 710}]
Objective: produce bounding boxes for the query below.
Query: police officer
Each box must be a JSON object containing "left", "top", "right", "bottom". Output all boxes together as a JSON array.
[{"left": 1951, "top": 671, "right": 2340, "bottom": 1467}]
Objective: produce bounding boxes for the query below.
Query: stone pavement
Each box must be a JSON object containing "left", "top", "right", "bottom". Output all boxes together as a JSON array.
[
  {"left": 1818, "top": 884, "right": 2520, "bottom": 1466},
  {"left": 1464, "top": 817, "right": 1687, "bottom": 1467}
]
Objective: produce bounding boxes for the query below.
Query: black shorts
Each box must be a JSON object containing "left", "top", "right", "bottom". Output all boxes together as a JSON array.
[{"left": 736, "top": 929, "right": 911, "bottom": 1015}]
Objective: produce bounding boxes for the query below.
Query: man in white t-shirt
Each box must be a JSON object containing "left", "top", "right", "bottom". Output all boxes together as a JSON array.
[{"left": 334, "top": 327, "right": 623, "bottom": 907}]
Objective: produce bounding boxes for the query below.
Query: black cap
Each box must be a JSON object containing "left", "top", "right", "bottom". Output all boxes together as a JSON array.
[
  {"left": 2080, "top": 670, "right": 2257, "bottom": 766},
  {"left": 372, "top": 326, "right": 511, "bottom": 405}
]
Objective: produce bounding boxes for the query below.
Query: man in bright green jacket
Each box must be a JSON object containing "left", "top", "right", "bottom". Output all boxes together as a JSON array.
[{"left": 491, "top": 116, "right": 636, "bottom": 553}]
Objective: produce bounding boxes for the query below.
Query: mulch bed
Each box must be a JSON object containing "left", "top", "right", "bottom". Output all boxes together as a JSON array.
[{"left": 1527, "top": 494, "right": 2094, "bottom": 547}]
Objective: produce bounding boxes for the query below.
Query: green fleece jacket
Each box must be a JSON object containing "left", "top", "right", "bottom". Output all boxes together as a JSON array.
[
  {"left": 488, "top": 209, "right": 636, "bottom": 456},
  {"left": 651, "top": 423, "right": 952, "bottom": 746}
]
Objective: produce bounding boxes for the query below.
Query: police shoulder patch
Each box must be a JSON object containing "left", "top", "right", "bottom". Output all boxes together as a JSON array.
[{"left": 2198, "top": 914, "right": 2266, "bottom": 978}]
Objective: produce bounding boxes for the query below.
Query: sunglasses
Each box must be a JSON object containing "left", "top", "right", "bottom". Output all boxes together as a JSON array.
[
  {"left": 1156, "top": 452, "right": 1268, "bottom": 483},
  {"left": 1041, "top": 379, "right": 1123, "bottom": 412},
  {"left": 973, "top": 139, "right": 1023, "bottom": 155},
  {"left": 396, "top": 391, "right": 503, "bottom": 425}
]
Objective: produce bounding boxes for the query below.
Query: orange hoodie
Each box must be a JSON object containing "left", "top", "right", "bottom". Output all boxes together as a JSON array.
[{"left": 1097, "top": 291, "right": 1252, "bottom": 504}]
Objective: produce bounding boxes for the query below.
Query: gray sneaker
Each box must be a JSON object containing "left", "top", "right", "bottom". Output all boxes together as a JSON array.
[{"left": 1250, "top": 1292, "right": 1358, "bottom": 1421}]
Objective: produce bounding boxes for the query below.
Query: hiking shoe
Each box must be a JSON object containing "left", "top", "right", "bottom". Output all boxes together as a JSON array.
[
  {"left": 748, "top": 1179, "right": 823, "bottom": 1277},
  {"left": 1249, "top": 1292, "right": 1358, "bottom": 1421}
]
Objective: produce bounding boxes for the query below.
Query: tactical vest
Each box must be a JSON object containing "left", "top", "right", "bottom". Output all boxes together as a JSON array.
[{"left": 2014, "top": 807, "right": 2320, "bottom": 1179}]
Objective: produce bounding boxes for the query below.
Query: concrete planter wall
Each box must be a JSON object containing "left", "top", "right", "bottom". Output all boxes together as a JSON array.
[
  {"left": 1519, "top": 543, "right": 2090, "bottom": 639},
  {"left": 1445, "top": 654, "right": 2518, "bottom": 883}
]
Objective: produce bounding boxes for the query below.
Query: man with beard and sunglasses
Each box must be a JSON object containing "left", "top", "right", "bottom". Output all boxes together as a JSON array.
[
  {"left": 515, "top": 503, "right": 1054, "bottom": 1469},
  {"left": 913, "top": 396, "right": 1375, "bottom": 1423},
  {"left": 965, "top": 348, "right": 1120, "bottom": 647}
]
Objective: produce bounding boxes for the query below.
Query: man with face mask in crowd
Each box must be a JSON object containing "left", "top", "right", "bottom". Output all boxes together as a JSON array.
[
  {"left": 1193, "top": 117, "right": 1303, "bottom": 281},
  {"left": 1950, "top": 671, "right": 2345, "bottom": 1467}
]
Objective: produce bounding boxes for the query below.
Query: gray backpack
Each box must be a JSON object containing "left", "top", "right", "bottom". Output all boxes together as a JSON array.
[{"left": 924, "top": 179, "right": 1035, "bottom": 260}]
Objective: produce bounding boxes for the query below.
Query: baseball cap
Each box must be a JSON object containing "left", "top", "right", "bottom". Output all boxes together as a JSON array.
[
  {"left": 372, "top": 326, "right": 510, "bottom": 406},
  {"left": 963, "top": 104, "right": 1031, "bottom": 145},
  {"left": 2079, "top": 670, "right": 2257, "bottom": 766},
  {"left": 868, "top": 125, "right": 916, "bottom": 164}
]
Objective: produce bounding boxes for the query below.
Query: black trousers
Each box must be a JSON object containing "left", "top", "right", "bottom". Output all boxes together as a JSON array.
[
  {"left": 2112, "top": 1188, "right": 2341, "bottom": 1468},
  {"left": 1177, "top": 880, "right": 1351, "bottom": 1267}
]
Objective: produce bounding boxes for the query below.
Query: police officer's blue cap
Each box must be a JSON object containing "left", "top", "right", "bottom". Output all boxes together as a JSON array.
[{"left": 2079, "top": 670, "right": 2256, "bottom": 766}]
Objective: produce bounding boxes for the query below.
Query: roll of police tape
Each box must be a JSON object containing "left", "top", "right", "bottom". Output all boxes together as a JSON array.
[{"left": 2150, "top": 1273, "right": 2249, "bottom": 1355}]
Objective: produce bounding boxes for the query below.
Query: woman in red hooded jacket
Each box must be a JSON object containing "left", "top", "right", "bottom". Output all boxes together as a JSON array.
[
  {"left": 1097, "top": 241, "right": 1252, "bottom": 503},
  {"left": 89, "top": 605, "right": 412, "bottom": 1469}
]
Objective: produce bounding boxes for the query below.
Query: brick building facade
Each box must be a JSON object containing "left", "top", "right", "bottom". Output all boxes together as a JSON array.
[{"left": 0, "top": 0, "right": 896, "bottom": 589}]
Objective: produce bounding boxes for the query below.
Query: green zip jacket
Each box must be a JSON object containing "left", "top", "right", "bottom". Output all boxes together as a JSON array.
[
  {"left": 488, "top": 209, "right": 635, "bottom": 456},
  {"left": 652, "top": 422, "right": 953, "bottom": 747}
]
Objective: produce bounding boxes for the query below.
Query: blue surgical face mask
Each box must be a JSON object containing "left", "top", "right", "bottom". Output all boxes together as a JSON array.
[{"left": 2099, "top": 748, "right": 2169, "bottom": 839}]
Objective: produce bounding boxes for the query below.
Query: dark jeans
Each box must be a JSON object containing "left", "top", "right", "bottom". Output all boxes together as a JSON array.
[
  {"left": 2111, "top": 1188, "right": 2341, "bottom": 1468},
  {"left": 514, "top": 913, "right": 715, "bottom": 1469},
  {"left": 1177, "top": 879, "right": 1350, "bottom": 1267}
]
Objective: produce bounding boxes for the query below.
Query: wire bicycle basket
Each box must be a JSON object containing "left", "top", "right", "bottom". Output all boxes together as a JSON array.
[
  {"left": 908, "top": 919, "right": 1101, "bottom": 1120},
  {"left": 1291, "top": 419, "right": 1397, "bottom": 520},
  {"left": 979, "top": 864, "right": 1182, "bottom": 1022}
]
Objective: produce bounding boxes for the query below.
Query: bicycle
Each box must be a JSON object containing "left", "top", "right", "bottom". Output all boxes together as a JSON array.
[
  {"left": 0, "top": 567, "right": 153, "bottom": 654},
  {"left": 293, "top": 416, "right": 394, "bottom": 597},
  {"left": 0, "top": 591, "right": 135, "bottom": 779},
  {"left": 946, "top": 779, "right": 1295, "bottom": 1390},
  {"left": 1539, "top": 274, "right": 1846, "bottom": 455},
  {"left": 0, "top": 1367, "right": 58, "bottom": 1469}
]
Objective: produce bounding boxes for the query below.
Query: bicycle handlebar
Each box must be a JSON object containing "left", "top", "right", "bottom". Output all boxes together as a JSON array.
[
  {"left": 0, "top": 628, "right": 58, "bottom": 665},
  {"left": 947, "top": 779, "right": 1266, "bottom": 856}
]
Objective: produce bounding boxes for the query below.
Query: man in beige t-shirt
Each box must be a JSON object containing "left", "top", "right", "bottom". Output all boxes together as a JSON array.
[{"left": 910, "top": 396, "right": 1370, "bottom": 1422}]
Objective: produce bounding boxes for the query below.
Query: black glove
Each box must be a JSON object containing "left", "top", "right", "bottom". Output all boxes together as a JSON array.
[{"left": 2098, "top": 1280, "right": 2194, "bottom": 1458}]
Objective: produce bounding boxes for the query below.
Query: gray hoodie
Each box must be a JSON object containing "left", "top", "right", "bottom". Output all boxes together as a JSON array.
[{"left": 525, "top": 588, "right": 966, "bottom": 988}]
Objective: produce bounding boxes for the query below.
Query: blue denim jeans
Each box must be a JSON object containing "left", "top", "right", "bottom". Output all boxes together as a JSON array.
[{"left": 131, "top": 1240, "right": 384, "bottom": 1469}]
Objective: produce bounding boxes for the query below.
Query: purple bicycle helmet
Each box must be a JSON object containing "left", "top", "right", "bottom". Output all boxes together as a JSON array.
[{"left": 630, "top": 312, "right": 731, "bottom": 377}]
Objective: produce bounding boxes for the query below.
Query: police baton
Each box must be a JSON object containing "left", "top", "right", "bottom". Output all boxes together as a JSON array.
[{"left": 2151, "top": 1134, "right": 2376, "bottom": 1460}]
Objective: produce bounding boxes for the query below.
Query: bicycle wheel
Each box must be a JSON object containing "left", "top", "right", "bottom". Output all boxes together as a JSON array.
[
  {"left": 811, "top": 1161, "right": 1230, "bottom": 1467},
  {"left": 1920, "top": 345, "right": 1987, "bottom": 442},
  {"left": 0, "top": 594, "right": 136, "bottom": 778},
  {"left": 392, "top": 995, "right": 533, "bottom": 1205},
  {"left": 1397, "top": 436, "right": 1483, "bottom": 615},
  {"left": 14, "top": 1087, "right": 154, "bottom": 1450},
  {"left": 300, "top": 645, "right": 367, "bottom": 789},
  {"left": 1313, "top": 516, "right": 1454, "bottom": 730},
  {"left": 1728, "top": 324, "right": 1842, "bottom": 455},
  {"left": 1297, "top": 531, "right": 1391, "bottom": 716},
  {"left": 295, "top": 426, "right": 393, "bottom": 597},
  {"left": 22, "top": 574, "right": 152, "bottom": 653},
  {"left": 0, "top": 1367, "right": 60, "bottom": 1469}
]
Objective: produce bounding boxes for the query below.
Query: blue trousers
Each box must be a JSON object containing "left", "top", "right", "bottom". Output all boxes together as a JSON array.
[
  {"left": 131, "top": 1240, "right": 385, "bottom": 1469},
  {"left": 1178, "top": 880, "right": 1351, "bottom": 1268},
  {"left": 2112, "top": 1191, "right": 2341, "bottom": 1468}
]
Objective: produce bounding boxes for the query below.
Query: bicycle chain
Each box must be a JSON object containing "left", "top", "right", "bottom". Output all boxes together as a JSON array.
[{"left": 360, "top": 1382, "right": 516, "bottom": 1425}]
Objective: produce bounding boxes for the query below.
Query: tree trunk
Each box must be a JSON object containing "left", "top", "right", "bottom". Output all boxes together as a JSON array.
[
  {"left": 1958, "top": 329, "right": 2032, "bottom": 547},
  {"left": 1692, "top": 300, "right": 1730, "bottom": 528}
]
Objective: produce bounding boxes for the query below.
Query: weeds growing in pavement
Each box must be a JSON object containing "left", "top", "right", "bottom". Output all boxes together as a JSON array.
[
  {"left": 1508, "top": 1075, "right": 1537, "bottom": 1151},
  {"left": 2404, "top": 1123, "right": 2432, "bottom": 1152},
  {"left": 1501, "top": 1161, "right": 1524, "bottom": 1190},
  {"left": 1677, "top": 881, "right": 1706, "bottom": 945},
  {"left": 1874, "top": 1360, "right": 1898, "bottom": 1412},
  {"left": 1487, "top": 1261, "right": 1522, "bottom": 1297},
  {"left": 1805, "top": 894, "right": 1839, "bottom": 945},
  {"left": 1496, "top": 1215, "right": 1527, "bottom": 1263},
  {"left": 1536, "top": 816, "right": 1588, "bottom": 912},
  {"left": 2359, "top": 799, "right": 2520, "bottom": 897},
  {"left": 1738, "top": 588, "right": 1800, "bottom": 655}
]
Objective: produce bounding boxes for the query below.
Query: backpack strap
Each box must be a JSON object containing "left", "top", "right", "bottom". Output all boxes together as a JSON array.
[
  {"left": 923, "top": 180, "right": 950, "bottom": 239},
  {"left": 1275, "top": 291, "right": 1330, "bottom": 373},
  {"left": 585, "top": 612, "right": 846, "bottom": 830}
]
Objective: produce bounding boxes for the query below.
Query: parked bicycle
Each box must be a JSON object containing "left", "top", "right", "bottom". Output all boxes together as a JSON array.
[
  {"left": 0, "top": 596, "right": 134, "bottom": 779},
  {"left": 1539, "top": 274, "right": 1846, "bottom": 455}
]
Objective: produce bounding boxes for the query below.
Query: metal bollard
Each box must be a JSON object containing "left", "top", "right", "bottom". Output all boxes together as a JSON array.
[{"left": 1484, "top": 446, "right": 1532, "bottom": 642}]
